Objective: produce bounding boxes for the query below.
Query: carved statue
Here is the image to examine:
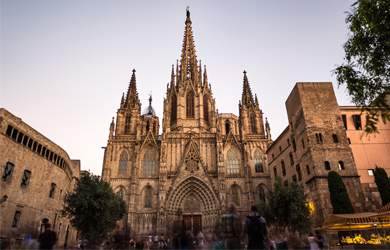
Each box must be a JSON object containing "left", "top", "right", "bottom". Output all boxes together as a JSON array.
[
  {"left": 162, "top": 144, "right": 166, "bottom": 162},
  {"left": 219, "top": 148, "right": 223, "bottom": 162}
]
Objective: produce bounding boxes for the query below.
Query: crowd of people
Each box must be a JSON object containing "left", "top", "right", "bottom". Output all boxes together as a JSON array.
[{"left": 1, "top": 203, "right": 326, "bottom": 250}]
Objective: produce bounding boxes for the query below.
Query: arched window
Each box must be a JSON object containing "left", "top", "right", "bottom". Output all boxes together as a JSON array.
[
  {"left": 145, "top": 187, "right": 152, "bottom": 208},
  {"left": 186, "top": 91, "right": 194, "bottom": 118},
  {"left": 306, "top": 165, "right": 311, "bottom": 175},
  {"left": 324, "top": 161, "right": 331, "bottom": 170},
  {"left": 227, "top": 148, "right": 239, "bottom": 174},
  {"left": 259, "top": 187, "right": 266, "bottom": 203},
  {"left": 338, "top": 161, "right": 345, "bottom": 170},
  {"left": 203, "top": 95, "right": 209, "bottom": 122},
  {"left": 146, "top": 121, "right": 150, "bottom": 132},
  {"left": 332, "top": 134, "right": 339, "bottom": 143},
  {"left": 118, "top": 151, "right": 128, "bottom": 174},
  {"left": 125, "top": 113, "right": 131, "bottom": 134},
  {"left": 225, "top": 122, "right": 230, "bottom": 135},
  {"left": 250, "top": 113, "right": 257, "bottom": 134},
  {"left": 143, "top": 149, "right": 155, "bottom": 175},
  {"left": 254, "top": 150, "right": 263, "bottom": 173},
  {"left": 232, "top": 186, "right": 240, "bottom": 206},
  {"left": 171, "top": 94, "right": 177, "bottom": 122}
]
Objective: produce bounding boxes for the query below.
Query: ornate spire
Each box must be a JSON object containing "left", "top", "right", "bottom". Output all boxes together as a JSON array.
[
  {"left": 171, "top": 64, "right": 175, "bottom": 85},
  {"left": 255, "top": 93, "right": 259, "bottom": 107},
  {"left": 203, "top": 65, "right": 208, "bottom": 88},
  {"left": 143, "top": 93, "right": 156, "bottom": 116},
  {"left": 265, "top": 117, "right": 271, "bottom": 140},
  {"left": 179, "top": 7, "right": 199, "bottom": 83},
  {"left": 241, "top": 70, "right": 255, "bottom": 107},
  {"left": 125, "top": 69, "right": 140, "bottom": 108},
  {"left": 120, "top": 93, "right": 125, "bottom": 108}
]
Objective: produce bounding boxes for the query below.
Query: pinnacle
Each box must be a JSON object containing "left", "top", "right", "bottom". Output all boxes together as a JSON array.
[{"left": 242, "top": 70, "right": 255, "bottom": 106}]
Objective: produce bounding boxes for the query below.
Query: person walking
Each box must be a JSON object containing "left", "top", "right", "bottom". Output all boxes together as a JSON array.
[
  {"left": 38, "top": 224, "right": 57, "bottom": 250},
  {"left": 218, "top": 202, "right": 242, "bottom": 250},
  {"left": 197, "top": 231, "right": 204, "bottom": 247},
  {"left": 308, "top": 233, "right": 319, "bottom": 250},
  {"left": 314, "top": 231, "right": 324, "bottom": 250},
  {"left": 244, "top": 205, "right": 268, "bottom": 250}
]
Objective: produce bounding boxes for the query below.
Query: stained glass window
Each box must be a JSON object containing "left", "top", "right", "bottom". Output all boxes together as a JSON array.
[
  {"left": 118, "top": 151, "right": 128, "bottom": 174},
  {"left": 254, "top": 150, "right": 263, "bottom": 173},
  {"left": 227, "top": 148, "right": 239, "bottom": 174},
  {"left": 143, "top": 149, "right": 155, "bottom": 175}
]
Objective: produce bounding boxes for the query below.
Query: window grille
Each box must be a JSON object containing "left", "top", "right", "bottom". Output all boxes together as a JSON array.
[
  {"left": 2, "top": 162, "right": 14, "bottom": 183},
  {"left": 143, "top": 149, "right": 155, "bottom": 175},
  {"left": 49, "top": 183, "right": 56, "bottom": 198},
  {"left": 227, "top": 148, "right": 239, "bottom": 174},
  {"left": 11, "top": 211, "right": 21, "bottom": 228},
  {"left": 20, "top": 170, "right": 31, "bottom": 189},
  {"left": 254, "top": 150, "right": 263, "bottom": 173},
  {"left": 118, "top": 151, "right": 128, "bottom": 174}
]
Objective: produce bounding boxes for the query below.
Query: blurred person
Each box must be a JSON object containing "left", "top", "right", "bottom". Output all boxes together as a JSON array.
[
  {"left": 136, "top": 238, "right": 144, "bottom": 250},
  {"left": 0, "top": 238, "right": 12, "bottom": 250},
  {"left": 144, "top": 237, "right": 150, "bottom": 250},
  {"left": 274, "top": 232, "right": 287, "bottom": 250},
  {"left": 197, "top": 231, "right": 204, "bottom": 247},
  {"left": 38, "top": 223, "right": 57, "bottom": 249},
  {"left": 314, "top": 231, "right": 323, "bottom": 250},
  {"left": 244, "top": 205, "right": 268, "bottom": 250},
  {"left": 308, "top": 233, "right": 318, "bottom": 250},
  {"left": 219, "top": 202, "right": 242, "bottom": 250},
  {"left": 289, "top": 232, "right": 300, "bottom": 250}
]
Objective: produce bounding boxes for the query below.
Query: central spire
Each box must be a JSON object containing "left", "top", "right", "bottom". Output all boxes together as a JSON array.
[
  {"left": 179, "top": 7, "right": 199, "bottom": 83},
  {"left": 241, "top": 70, "right": 255, "bottom": 107}
]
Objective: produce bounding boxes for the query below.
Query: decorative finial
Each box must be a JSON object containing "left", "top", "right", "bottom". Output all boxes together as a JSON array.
[
  {"left": 186, "top": 6, "right": 190, "bottom": 18},
  {"left": 132, "top": 69, "right": 136, "bottom": 73},
  {"left": 243, "top": 70, "right": 247, "bottom": 74}
]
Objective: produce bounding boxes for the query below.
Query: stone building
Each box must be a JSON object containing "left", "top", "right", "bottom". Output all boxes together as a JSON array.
[
  {"left": 101, "top": 10, "right": 272, "bottom": 236},
  {"left": 266, "top": 82, "right": 390, "bottom": 227},
  {"left": 0, "top": 108, "right": 79, "bottom": 247}
]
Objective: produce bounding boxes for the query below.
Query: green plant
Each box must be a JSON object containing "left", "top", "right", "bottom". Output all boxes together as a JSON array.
[{"left": 327, "top": 171, "right": 355, "bottom": 214}]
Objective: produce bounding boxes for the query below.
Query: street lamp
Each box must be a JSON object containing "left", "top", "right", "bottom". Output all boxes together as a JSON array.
[{"left": 374, "top": 224, "right": 378, "bottom": 236}]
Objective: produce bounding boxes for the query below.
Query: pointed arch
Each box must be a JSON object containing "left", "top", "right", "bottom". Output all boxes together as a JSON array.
[
  {"left": 225, "top": 120, "right": 230, "bottom": 135},
  {"left": 203, "top": 95, "right": 209, "bottom": 122},
  {"left": 254, "top": 149, "right": 263, "bottom": 173},
  {"left": 118, "top": 151, "right": 128, "bottom": 174},
  {"left": 227, "top": 148, "right": 239, "bottom": 174},
  {"left": 186, "top": 91, "right": 195, "bottom": 118},
  {"left": 143, "top": 149, "right": 155, "bottom": 175},
  {"left": 145, "top": 186, "right": 152, "bottom": 208},
  {"left": 171, "top": 94, "right": 177, "bottom": 122}
]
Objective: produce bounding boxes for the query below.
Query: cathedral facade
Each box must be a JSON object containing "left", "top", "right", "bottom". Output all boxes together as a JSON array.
[{"left": 101, "top": 10, "right": 272, "bottom": 236}]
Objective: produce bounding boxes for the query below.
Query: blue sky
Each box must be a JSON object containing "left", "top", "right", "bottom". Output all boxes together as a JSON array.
[{"left": 1, "top": 0, "right": 356, "bottom": 174}]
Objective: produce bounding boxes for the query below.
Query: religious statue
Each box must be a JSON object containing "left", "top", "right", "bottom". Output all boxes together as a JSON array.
[
  {"left": 218, "top": 147, "right": 223, "bottom": 162},
  {"left": 162, "top": 144, "right": 166, "bottom": 162}
]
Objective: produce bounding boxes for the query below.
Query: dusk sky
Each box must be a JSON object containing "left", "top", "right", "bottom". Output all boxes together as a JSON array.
[{"left": 2, "top": 0, "right": 356, "bottom": 175}]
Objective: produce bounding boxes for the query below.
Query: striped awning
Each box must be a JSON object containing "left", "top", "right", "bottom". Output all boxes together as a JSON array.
[{"left": 321, "top": 212, "right": 390, "bottom": 231}]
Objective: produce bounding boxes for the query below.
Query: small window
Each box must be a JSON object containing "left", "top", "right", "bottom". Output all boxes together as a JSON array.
[
  {"left": 28, "top": 139, "right": 33, "bottom": 149},
  {"left": 306, "top": 165, "right": 311, "bottom": 175},
  {"left": 45, "top": 149, "right": 50, "bottom": 158},
  {"left": 42, "top": 147, "right": 46, "bottom": 156},
  {"left": 281, "top": 161, "right": 286, "bottom": 176},
  {"left": 273, "top": 167, "right": 277, "bottom": 178},
  {"left": 332, "top": 134, "right": 339, "bottom": 143},
  {"left": 287, "top": 139, "right": 290, "bottom": 145},
  {"left": 283, "top": 180, "right": 288, "bottom": 186},
  {"left": 33, "top": 142, "right": 38, "bottom": 151},
  {"left": 338, "top": 161, "right": 345, "bottom": 170},
  {"left": 6, "top": 125, "right": 13, "bottom": 137},
  {"left": 316, "top": 133, "right": 323, "bottom": 143},
  {"left": 302, "top": 139, "right": 305, "bottom": 150},
  {"left": 17, "top": 132, "right": 24, "bottom": 143},
  {"left": 49, "top": 183, "right": 56, "bottom": 198},
  {"left": 289, "top": 152, "right": 294, "bottom": 165},
  {"left": 368, "top": 169, "right": 374, "bottom": 176},
  {"left": 279, "top": 146, "right": 282, "bottom": 153},
  {"left": 324, "top": 161, "right": 331, "bottom": 170},
  {"left": 272, "top": 154, "right": 274, "bottom": 160},
  {"left": 23, "top": 136, "right": 29, "bottom": 146},
  {"left": 352, "top": 114, "right": 362, "bottom": 130},
  {"left": 20, "top": 170, "right": 31, "bottom": 188},
  {"left": 11, "top": 129, "right": 19, "bottom": 140},
  {"left": 342, "top": 115, "right": 347, "bottom": 130},
  {"left": 290, "top": 121, "right": 293, "bottom": 131},
  {"left": 348, "top": 138, "right": 351, "bottom": 144},
  {"left": 145, "top": 187, "right": 152, "bottom": 208},
  {"left": 296, "top": 164, "right": 302, "bottom": 181},
  {"left": 225, "top": 122, "right": 230, "bottom": 135},
  {"left": 2, "top": 162, "right": 14, "bottom": 183},
  {"left": 319, "top": 133, "right": 323, "bottom": 143},
  {"left": 292, "top": 175, "right": 297, "bottom": 183},
  {"left": 49, "top": 152, "right": 53, "bottom": 161},
  {"left": 11, "top": 211, "right": 21, "bottom": 228},
  {"left": 292, "top": 139, "right": 296, "bottom": 152}
]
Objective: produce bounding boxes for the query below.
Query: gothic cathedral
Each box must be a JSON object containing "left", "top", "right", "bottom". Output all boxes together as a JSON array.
[{"left": 101, "top": 10, "right": 272, "bottom": 236}]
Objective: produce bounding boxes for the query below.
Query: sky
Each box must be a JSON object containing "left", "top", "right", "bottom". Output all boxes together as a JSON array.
[{"left": 1, "top": 0, "right": 357, "bottom": 175}]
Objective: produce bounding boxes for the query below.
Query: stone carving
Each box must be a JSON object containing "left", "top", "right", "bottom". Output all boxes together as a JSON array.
[{"left": 184, "top": 196, "right": 200, "bottom": 213}]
